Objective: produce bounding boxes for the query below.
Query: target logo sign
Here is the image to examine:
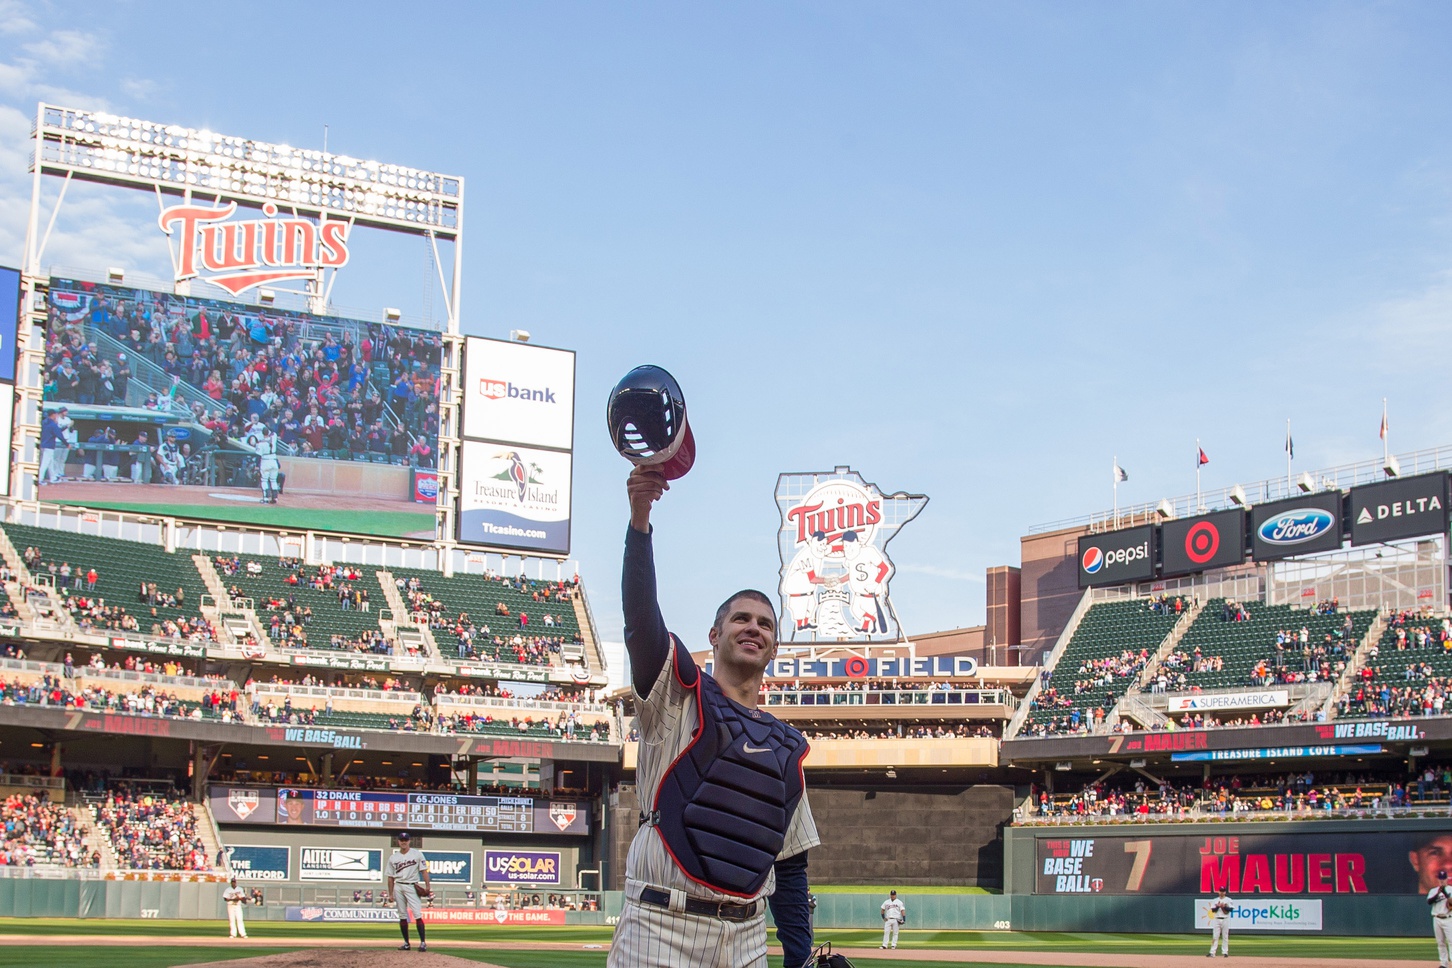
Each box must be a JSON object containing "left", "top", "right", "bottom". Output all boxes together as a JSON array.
[{"left": 1184, "top": 521, "right": 1220, "bottom": 564}]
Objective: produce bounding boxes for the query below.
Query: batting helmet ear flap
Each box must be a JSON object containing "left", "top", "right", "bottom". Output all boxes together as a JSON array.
[{"left": 606, "top": 365, "right": 695, "bottom": 480}]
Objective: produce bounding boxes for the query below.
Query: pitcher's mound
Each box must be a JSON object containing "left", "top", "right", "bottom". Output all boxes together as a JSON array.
[{"left": 185, "top": 950, "right": 506, "bottom": 968}]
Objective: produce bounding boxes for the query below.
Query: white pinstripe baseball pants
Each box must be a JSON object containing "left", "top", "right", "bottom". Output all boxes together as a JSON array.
[{"left": 608, "top": 894, "right": 767, "bottom": 968}]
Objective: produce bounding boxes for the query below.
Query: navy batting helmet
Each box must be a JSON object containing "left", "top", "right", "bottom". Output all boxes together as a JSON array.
[{"left": 606, "top": 365, "right": 695, "bottom": 480}]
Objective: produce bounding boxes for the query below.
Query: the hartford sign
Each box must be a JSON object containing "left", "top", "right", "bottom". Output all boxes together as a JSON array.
[{"left": 158, "top": 201, "right": 351, "bottom": 295}]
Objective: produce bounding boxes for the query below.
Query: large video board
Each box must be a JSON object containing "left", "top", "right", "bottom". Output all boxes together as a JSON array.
[
  {"left": 0, "top": 265, "right": 18, "bottom": 497},
  {"left": 208, "top": 786, "right": 588, "bottom": 836},
  {"left": 40, "top": 278, "right": 442, "bottom": 539},
  {"left": 457, "top": 337, "right": 575, "bottom": 556}
]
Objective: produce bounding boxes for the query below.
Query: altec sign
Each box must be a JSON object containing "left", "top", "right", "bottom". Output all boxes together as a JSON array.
[{"left": 158, "top": 201, "right": 351, "bottom": 295}]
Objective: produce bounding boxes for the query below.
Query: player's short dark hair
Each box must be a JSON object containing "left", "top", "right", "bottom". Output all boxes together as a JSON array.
[{"left": 712, "top": 590, "right": 774, "bottom": 634}]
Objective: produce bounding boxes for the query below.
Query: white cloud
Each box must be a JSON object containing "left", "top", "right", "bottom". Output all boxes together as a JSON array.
[
  {"left": 23, "top": 29, "right": 104, "bottom": 66},
  {"left": 895, "top": 562, "right": 985, "bottom": 583},
  {"left": 0, "top": 0, "right": 36, "bottom": 34}
]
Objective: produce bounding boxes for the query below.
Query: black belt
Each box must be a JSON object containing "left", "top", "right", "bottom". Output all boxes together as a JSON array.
[{"left": 637, "top": 887, "right": 759, "bottom": 922}]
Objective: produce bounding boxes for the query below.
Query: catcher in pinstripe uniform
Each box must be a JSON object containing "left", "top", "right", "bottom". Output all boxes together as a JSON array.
[{"left": 610, "top": 465, "right": 819, "bottom": 968}]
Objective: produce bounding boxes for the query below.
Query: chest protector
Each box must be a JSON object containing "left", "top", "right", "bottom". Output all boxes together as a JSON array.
[{"left": 651, "top": 640, "right": 809, "bottom": 897}]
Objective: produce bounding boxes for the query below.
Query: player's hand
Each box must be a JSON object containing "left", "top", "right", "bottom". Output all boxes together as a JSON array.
[{"left": 627, "top": 465, "right": 669, "bottom": 532}]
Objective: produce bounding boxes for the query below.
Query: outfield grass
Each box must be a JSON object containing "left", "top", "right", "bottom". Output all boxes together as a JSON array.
[
  {"left": 57, "top": 500, "right": 433, "bottom": 539},
  {"left": 0, "top": 920, "right": 1433, "bottom": 967}
]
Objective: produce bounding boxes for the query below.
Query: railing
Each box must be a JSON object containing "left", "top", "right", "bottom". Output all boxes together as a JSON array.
[
  {"left": 78, "top": 666, "right": 234, "bottom": 691},
  {"left": 1017, "top": 802, "right": 1452, "bottom": 825},
  {"left": 762, "top": 688, "right": 1016, "bottom": 709},
  {"left": 253, "top": 684, "right": 421, "bottom": 705},
  {"left": 432, "top": 694, "right": 610, "bottom": 715},
  {"left": 0, "top": 772, "right": 64, "bottom": 791},
  {"left": 1004, "top": 587, "right": 1093, "bottom": 739}
]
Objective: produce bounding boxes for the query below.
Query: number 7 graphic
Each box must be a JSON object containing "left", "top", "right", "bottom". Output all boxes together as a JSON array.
[{"left": 1123, "top": 840, "right": 1153, "bottom": 891}]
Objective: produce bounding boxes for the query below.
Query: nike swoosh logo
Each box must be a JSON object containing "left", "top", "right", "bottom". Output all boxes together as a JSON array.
[{"left": 742, "top": 744, "right": 772, "bottom": 754}]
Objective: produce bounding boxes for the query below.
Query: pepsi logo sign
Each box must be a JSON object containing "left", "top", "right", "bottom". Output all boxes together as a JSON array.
[
  {"left": 1258, "top": 508, "right": 1336, "bottom": 546},
  {"left": 1080, "top": 541, "right": 1148, "bottom": 575}
]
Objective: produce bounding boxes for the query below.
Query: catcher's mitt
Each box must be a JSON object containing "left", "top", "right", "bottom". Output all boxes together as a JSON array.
[{"left": 414, "top": 884, "right": 433, "bottom": 904}]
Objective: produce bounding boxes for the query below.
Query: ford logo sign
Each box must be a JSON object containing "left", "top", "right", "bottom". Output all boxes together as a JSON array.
[{"left": 1258, "top": 508, "right": 1336, "bottom": 546}]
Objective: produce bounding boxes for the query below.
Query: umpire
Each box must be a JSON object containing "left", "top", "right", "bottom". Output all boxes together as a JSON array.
[{"left": 608, "top": 464, "right": 819, "bottom": 968}]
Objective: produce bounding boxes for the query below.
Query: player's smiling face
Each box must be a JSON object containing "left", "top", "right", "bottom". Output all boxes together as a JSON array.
[{"left": 710, "top": 597, "right": 778, "bottom": 671}]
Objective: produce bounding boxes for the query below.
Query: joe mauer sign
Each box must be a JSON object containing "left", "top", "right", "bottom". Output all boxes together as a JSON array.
[{"left": 775, "top": 467, "right": 927, "bottom": 641}]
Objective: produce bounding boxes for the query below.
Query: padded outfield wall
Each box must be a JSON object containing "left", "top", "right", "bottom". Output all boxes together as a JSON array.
[{"left": 1002, "top": 817, "right": 1452, "bottom": 936}]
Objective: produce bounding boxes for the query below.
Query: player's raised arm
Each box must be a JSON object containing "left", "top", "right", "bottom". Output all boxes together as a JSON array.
[{"left": 623, "top": 465, "right": 671, "bottom": 695}]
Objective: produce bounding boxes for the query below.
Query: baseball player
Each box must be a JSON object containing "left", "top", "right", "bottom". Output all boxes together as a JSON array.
[
  {"left": 880, "top": 889, "right": 905, "bottom": 949},
  {"left": 611, "top": 465, "right": 818, "bottom": 968},
  {"left": 1430, "top": 869, "right": 1452, "bottom": 968},
  {"left": 386, "top": 832, "right": 432, "bottom": 951},
  {"left": 255, "top": 427, "right": 281, "bottom": 504},
  {"left": 780, "top": 531, "right": 828, "bottom": 635},
  {"left": 155, "top": 432, "right": 183, "bottom": 485},
  {"left": 222, "top": 876, "right": 248, "bottom": 939},
  {"left": 1208, "top": 887, "right": 1233, "bottom": 957},
  {"left": 841, "top": 531, "right": 891, "bottom": 634}
]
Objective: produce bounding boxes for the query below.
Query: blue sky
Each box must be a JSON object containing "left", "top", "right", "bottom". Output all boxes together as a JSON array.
[{"left": 2, "top": 2, "right": 1451, "bottom": 650}]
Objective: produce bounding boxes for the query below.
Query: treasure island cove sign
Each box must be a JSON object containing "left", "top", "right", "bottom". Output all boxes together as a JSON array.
[{"left": 775, "top": 467, "right": 928, "bottom": 641}]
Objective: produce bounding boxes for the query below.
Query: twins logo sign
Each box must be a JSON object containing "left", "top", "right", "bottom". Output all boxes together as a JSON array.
[{"left": 775, "top": 468, "right": 927, "bottom": 641}]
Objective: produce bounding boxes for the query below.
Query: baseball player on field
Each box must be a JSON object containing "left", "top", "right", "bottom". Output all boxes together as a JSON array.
[
  {"left": 1208, "top": 887, "right": 1233, "bottom": 957},
  {"left": 255, "top": 427, "right": 282, "bottom": 504},
  {"left": 1428, "top": 869, "right": 1452, "bottom": 967},
  {"left": 610, "top": 465, "right": 819, "bottom": 968},
  {"left": 222, "top": 876, "right": 248, "bottom": 939},
  {"left": 386, "top": 832, "right": 432, "bottom": 951},
  {"left": 880, "top": 889, "right": 905, "bottom": 949}
]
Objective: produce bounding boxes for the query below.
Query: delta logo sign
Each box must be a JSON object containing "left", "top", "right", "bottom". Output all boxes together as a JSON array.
[
  {"left": 1258, "top": 508, "right": 1337, "bottom": 548},
  {"left": 158, "top": 200, "right": 352, "bottom": 296}
]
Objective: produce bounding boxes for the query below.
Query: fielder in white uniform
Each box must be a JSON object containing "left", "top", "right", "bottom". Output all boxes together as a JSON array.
[
  {"left": 780, "top": 532, "right": 827, "bottom": 634},
  {"left": 386, "top": 832, "right": 432, "bottom": 951},
  {"left": 1208, "top": 888, "right": 1232, "bottom": 957},
  {"left": 880, "top": 889, "right": 905, "bottom": 949},
  {"left": 612, "top": 465, "right": 820, "bottom": 968},
  {"left": 256, "top": 429, "right": 281, "bottom": 504},
  {"left": 222, "top": 877, "right": 248, "bottom": 939},
  {"left": 1429, "top": 870, "right": 1452, "bottom": 968},
  {"left": 842, "top": 531, "right": 891, "bottom": 634}
]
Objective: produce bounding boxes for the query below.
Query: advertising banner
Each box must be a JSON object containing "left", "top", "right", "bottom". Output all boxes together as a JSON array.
[
  {"left": 483, "top": 849, "right": 561, "bottom": 885},
  {"left": 457, "top": 441, "right": 572, "bottom": 555},
  {"left": 285, "top": 905, "right": 566, "bottom": 925},
  {"left": 210, "top": 788, "right": 278, "bottom": 825},
  {"left": 411, "top": 468, "right": 440, "bottom": 505},
  {"left": 224, "top": 845, "right": 290, "bottom": 881},
  {"left": 1192, "top": 898, "right": 1323, "bottom": 931},
  {"left": 298, "top": 847, "right": 383, "bottom": 882},
  {"left": 1250, "top": 492, "right": 1344, "bottom": 561},
  {"left": 1161, "top": 509, "right": 1246, "bottom": 578},
  {"left": 461, "top": 337, "right": 576, "bottom": 451},
  {"left": 1077, "top": 525, "right": 1155, "bottom": 588},
  {"left": 1035, "top": 830, "right": 1452, "bottom": 896},
  {"left": 1166, "top": 690, "right": 1288, "bottom": 713},
  {"left": 422, "top": 851, "right": 474, "bottom": 883},
  {"left": 0, "top": 266, "right": 19, "bottom": 383},
  {"left": 1349, "top": 473, "right": 1450, "bottom": 546},
  {"left": 1169, "top": 743, "right": 1382, "bottom": 762}
]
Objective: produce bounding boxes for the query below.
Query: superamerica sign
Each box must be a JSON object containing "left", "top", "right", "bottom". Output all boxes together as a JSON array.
[
  {"left": 158, "top": 201, "right": 350, "bottom": 295},
  {"left": 776, "top": 467, "right": 927, "bottom": 641}
]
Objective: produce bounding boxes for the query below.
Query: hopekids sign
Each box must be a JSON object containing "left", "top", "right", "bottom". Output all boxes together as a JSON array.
[
  {"left": 483, "top": 850, "right": 561, "bottom": 885},
  {"left": 1193, "top": 898, "right": 1323, "bottom": 932},
  {"left": 1077, "top": 525, "right": 1155, "bottom": 588},
  {"left": 775, "top": 468, "right": 928, "bottom": 641}
]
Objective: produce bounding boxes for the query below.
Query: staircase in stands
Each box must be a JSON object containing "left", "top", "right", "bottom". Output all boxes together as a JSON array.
[{"left": 376, "top": 569, "right": 441, "bottom": 662}]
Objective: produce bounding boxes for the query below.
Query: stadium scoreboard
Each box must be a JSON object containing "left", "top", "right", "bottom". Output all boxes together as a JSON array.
[{"left": 212, "top": 786, "right": 589, "bottom": 836}]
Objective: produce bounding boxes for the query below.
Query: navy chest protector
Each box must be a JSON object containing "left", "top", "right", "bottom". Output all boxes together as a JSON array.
[{"left": 650, "top": 640, "right": 809, "bottom": 897}]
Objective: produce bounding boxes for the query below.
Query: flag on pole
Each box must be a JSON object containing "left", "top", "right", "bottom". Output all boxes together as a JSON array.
[
  {"left": 1285, "top": 431, "right": 1294, "bottom": 459},
  {"left": 1197, "top": 447, "right": 1210, "bottom": 468},
  {"left": 1379, "top": 412, "right": 1388, "bottom": 441},
  {"left": 1114, "top": 462, "right": 1128, "bottom": 483}
]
